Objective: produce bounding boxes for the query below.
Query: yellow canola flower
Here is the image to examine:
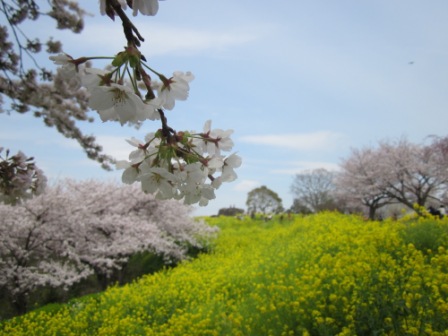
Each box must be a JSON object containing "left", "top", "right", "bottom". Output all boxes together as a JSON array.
[{"left": 1, "top": 213, "right": 448, "bottom": 335}]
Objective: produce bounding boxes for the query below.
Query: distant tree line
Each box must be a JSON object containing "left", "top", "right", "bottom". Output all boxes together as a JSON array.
[
  {"left": 289, "top": 136, "right": 448, "bottom": 220},
  {"left": 240, "top": 136, "right": 448, "bottom": 220}
]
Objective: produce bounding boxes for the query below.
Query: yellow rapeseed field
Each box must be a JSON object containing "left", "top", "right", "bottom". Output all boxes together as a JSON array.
[{"left": 1, "top": 212, "right": 448, "bottom": 335}]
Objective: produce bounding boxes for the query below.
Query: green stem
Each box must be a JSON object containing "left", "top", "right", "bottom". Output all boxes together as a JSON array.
[{"left": 141, "top": 62, "right": 163, "bottom": 77}]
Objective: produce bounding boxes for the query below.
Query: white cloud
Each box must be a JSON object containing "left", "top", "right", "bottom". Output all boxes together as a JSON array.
[
  {"left": 233, "top": 179, "right": 261, "bottom": 192},
  {"left": 272, "top": 161, "right": 340, "bottom": 175},
  {"left": 0, "top": 128, "right": 79, "bottom": 149},
  {"left": 239, "top": 131, "right": 346, "bottom": 151},
  {"left": 96, "top": 135, "right": 130, "bottom": 160},
  {"left": 64, "top": 22, "right": 260, "bottom": 57}
]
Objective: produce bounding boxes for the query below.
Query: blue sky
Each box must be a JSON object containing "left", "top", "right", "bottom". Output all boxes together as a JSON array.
[{"left": 2, "top": 1, "right": 448, "bottom": 216}]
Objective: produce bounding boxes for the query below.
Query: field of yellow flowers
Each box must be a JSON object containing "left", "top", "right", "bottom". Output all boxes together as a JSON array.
[{"left": 1, "top": 212, "right": 448, "bottom": 335}]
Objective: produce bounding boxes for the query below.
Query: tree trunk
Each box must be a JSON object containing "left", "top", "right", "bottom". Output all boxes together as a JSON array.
[
  {"left": 368, "top": 206, "right": 376, "bottom": 221},
  {"left": 95, "top": 272, "right": 110, "bottom": 291},
  {"left": 12, "top": 291, "right": 28, "bottom": 316}
]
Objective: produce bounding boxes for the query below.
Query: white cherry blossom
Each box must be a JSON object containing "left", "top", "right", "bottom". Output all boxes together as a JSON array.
[
  {"left": 213, "top": 129, "right": 234, "bottom": 152},
  {"left": 182, "top": 183, "right": 216, "bottom": 206},
  {"left": 144, "top": 132, "right": 158, "bottom": 143},
  {"left": 126, "top": 138, "right": 147, "bottom": 164},
  {"left": 132, "top": 0, "right": 159, "bottom": 16},
  {"left": 139, "top": 165, "right": 175, "bottom": 198},
  {"left": 173, "top": 163, "right": 216, "bottom": 205},
  {"left": 116, "top": 160, "right": 139, "bottom": 184},
  {"left": 221, "top": 153, "right": 242, "bottom": 182},
  {"left": 211, "top": 176, "right": 222, "bottom": 189},
  {"left": 143, "top": 97, "right": 163, "bottom": 120},
  {"left": 80, "top": 68, "right": 108, "bottom": 90},
  {"left": 88, "top": 83, "right": 148, "bottom": 125},
  {"left": 126, "top": 134, "right": 160, "bottom": 164},
  {"left": 157, "top": 71, "right": 194, "bottom": 110},
  {"left": 206, "top": 156, "right": 224, "bottom": 170},
  {"left": 99, "top": 0, "right": 127, "bottom": 15},
  {"left": 99, "top": 0, "right": 159, "bottom": 16},
  {"left": 195, "top": 120, "right": 234, "bottom": 156},
  {"left": 49, "top": 52, "right": 72, "bottom": 64},
  {"left": 181, "top": 162, "right": 208, "bottom": 187},
  {"left": 49, "top": 53, "right": 78, "bottom": 79}
]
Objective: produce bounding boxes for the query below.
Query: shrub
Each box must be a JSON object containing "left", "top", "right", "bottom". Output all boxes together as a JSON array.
[
  {"left": 401, "top": 218, "right": 448, "bottom": 253},
  {"left": 217, "top": 207, "right": 244, "bottom": 216}
]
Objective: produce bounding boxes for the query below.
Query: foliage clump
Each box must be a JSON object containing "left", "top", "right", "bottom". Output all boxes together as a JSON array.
[
  {"left": 217, "top": 206, "right": 244, "bottom": 217},
  {"left": 246, "top": 185, "right": 283, "bottom": 215},
  {"left": 401, "top": 217, "right": 448, "bottom": 253}
]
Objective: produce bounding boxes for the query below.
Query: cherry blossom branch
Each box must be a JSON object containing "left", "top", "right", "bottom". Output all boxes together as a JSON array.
[
  {"left": 0, "top": 0, "right": 43, "bottom": 76},
  {"left": 157, "top": 109, "right": 175, "bottom": 139},
  {"left": 107, "top": 0, "right": 145, "bottom": 47},
  {"left": 46, "top": 1, "right": 242, "bottom": 206}
]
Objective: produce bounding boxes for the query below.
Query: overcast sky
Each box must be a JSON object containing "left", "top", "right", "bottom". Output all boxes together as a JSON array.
[{"left": 2, "top": 1, "right": 448, "bottom": 216}]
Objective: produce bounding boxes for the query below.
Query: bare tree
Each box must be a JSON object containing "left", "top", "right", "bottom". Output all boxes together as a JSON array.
[{"left": 290, "top": 168, "right": 336, "bottom": 213}]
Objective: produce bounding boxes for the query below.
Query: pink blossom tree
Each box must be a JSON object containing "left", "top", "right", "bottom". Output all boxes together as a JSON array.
[
  {"left": 336, "top": 137, "right": 448, "bottom": 218},
  {"left": 428, "top": 135, "right": 448, "bottom": 204},
  {"left": 335, "top": 147, "right": 393, "bottom": 220},
  {"left": 0, "top": 183, "right": 91, "bottom": 315},
  {"left": 0, "top": 179, "right": 218, "bottom": 315},
  {"left": 378, "top": 138, "right": 448, "bottom": 213}
]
